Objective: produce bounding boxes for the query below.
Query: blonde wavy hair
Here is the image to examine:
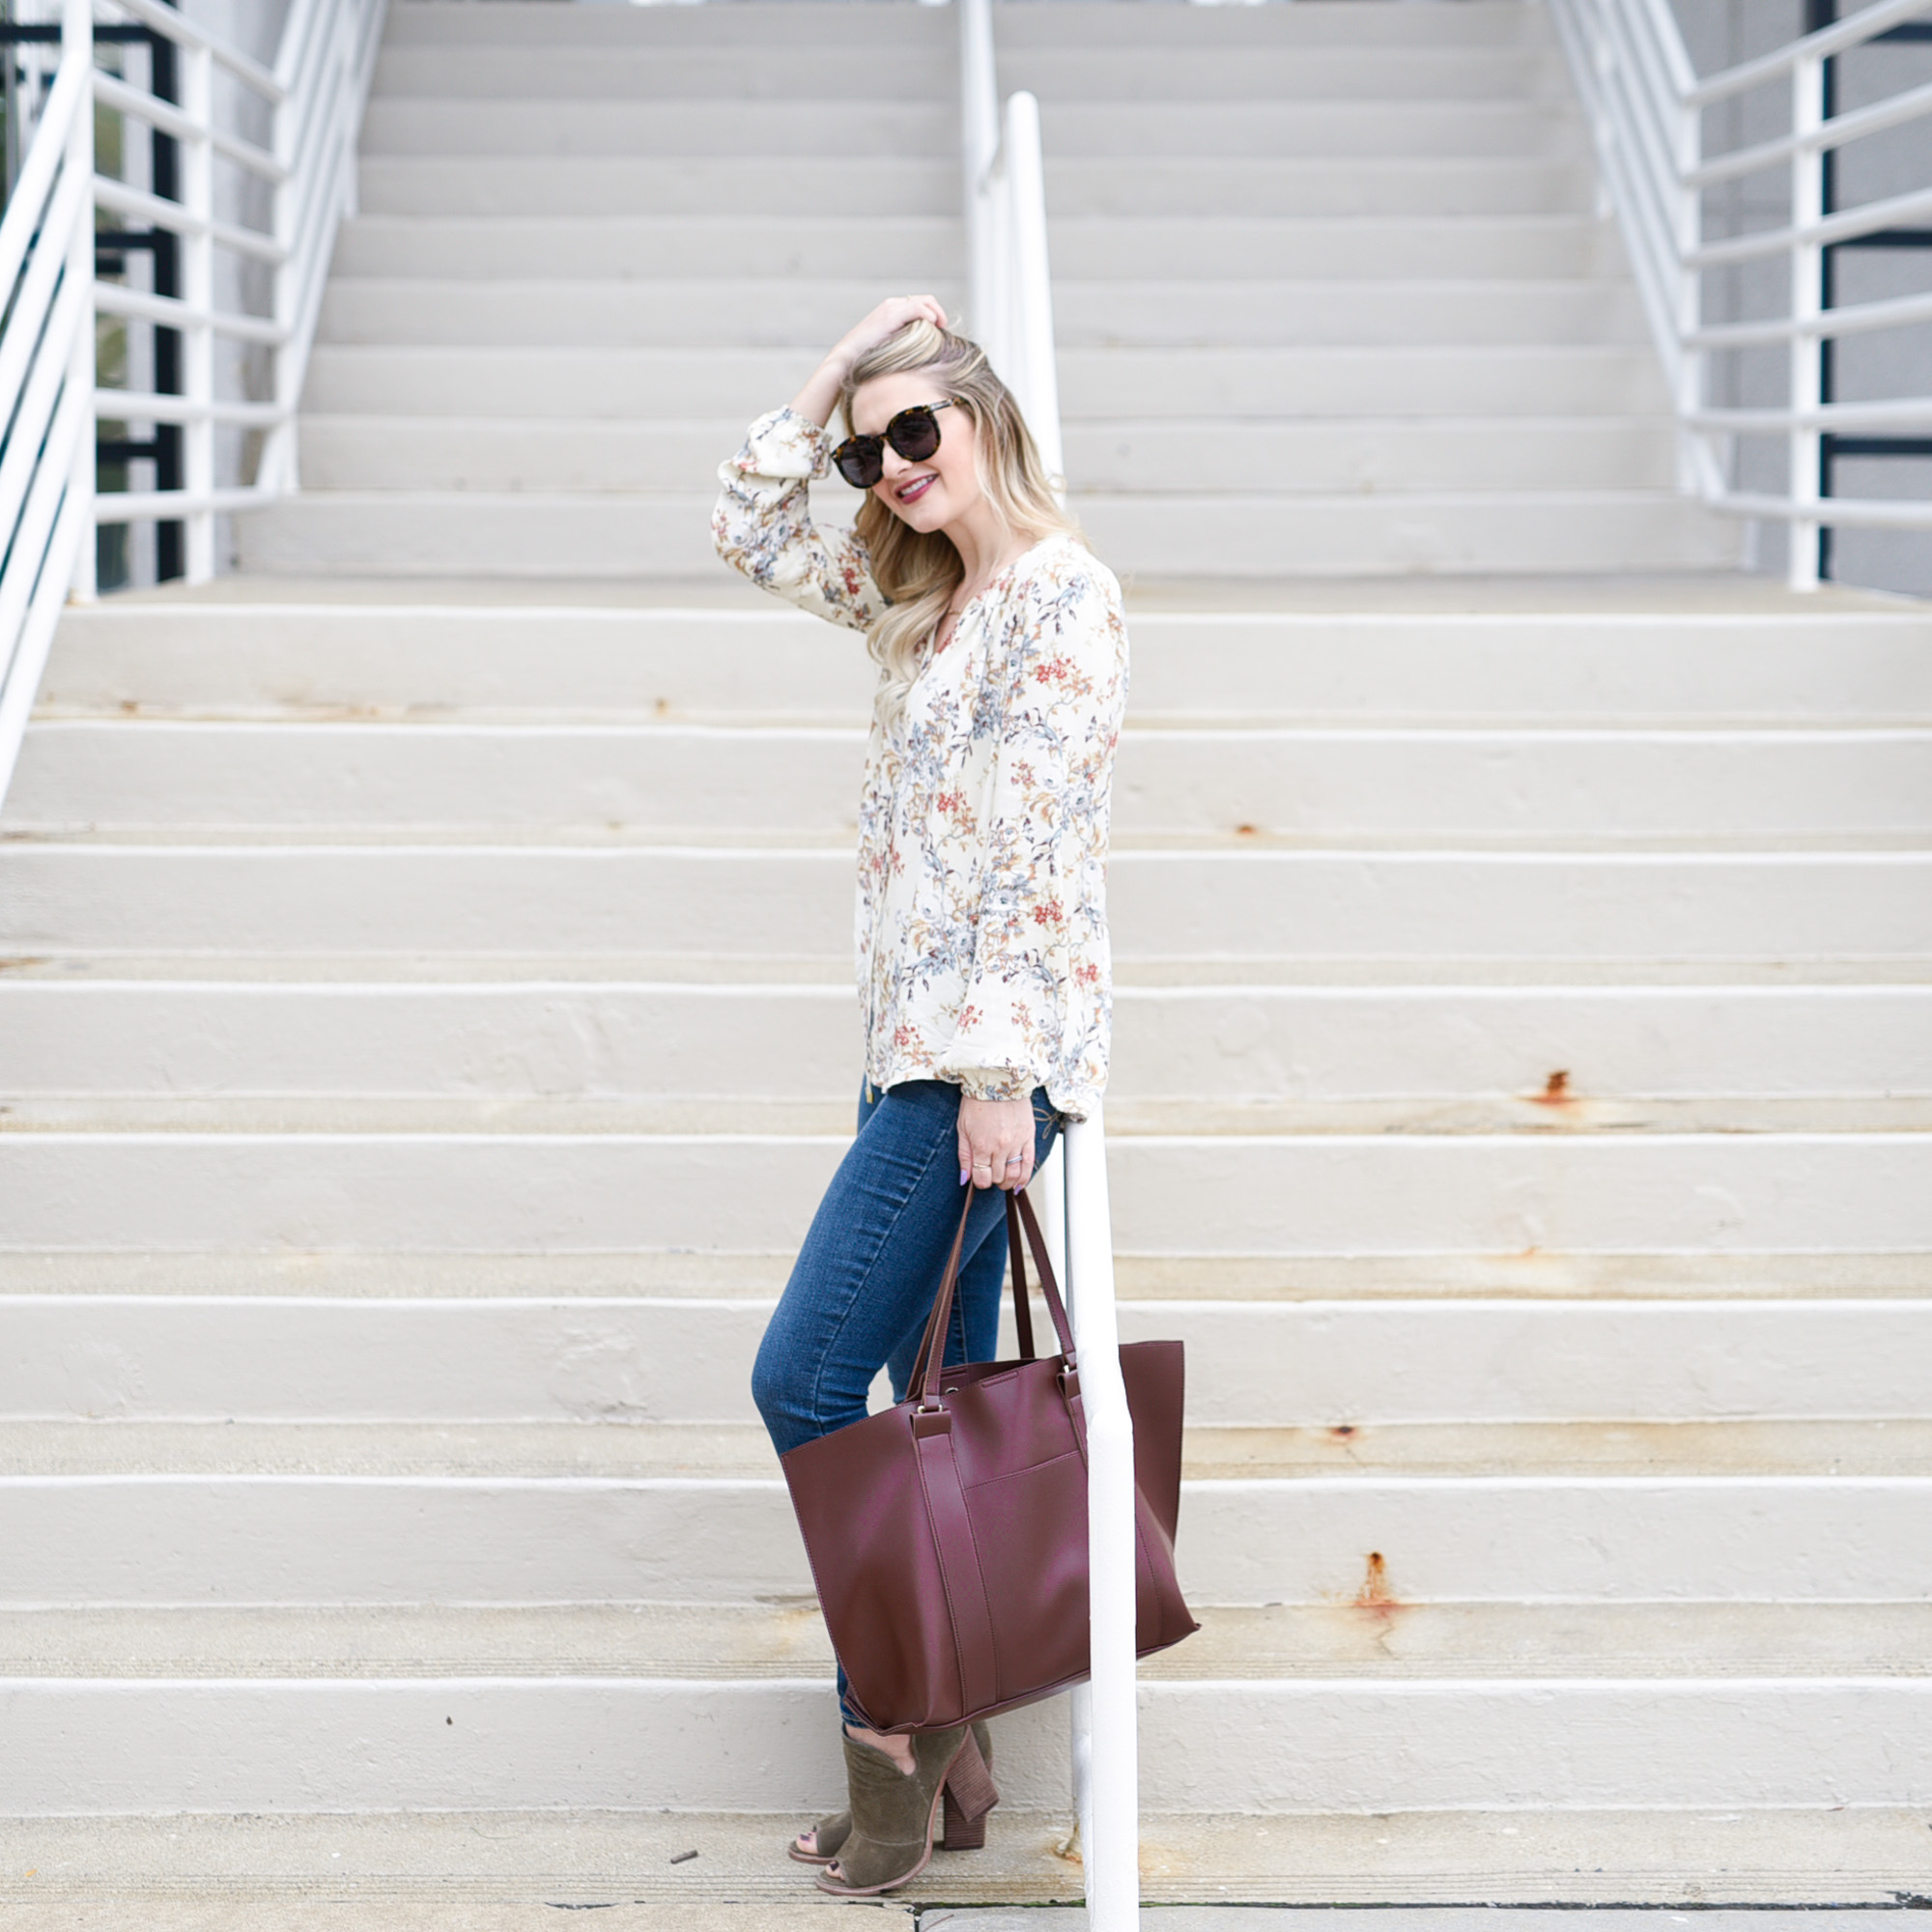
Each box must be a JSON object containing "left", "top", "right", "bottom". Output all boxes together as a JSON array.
[{"left": 838, "top": 322, "right": 1080, "bottom": 724}]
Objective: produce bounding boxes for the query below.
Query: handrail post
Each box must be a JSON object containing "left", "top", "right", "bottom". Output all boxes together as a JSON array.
[
  {"left": 1789, "top": 47, "right": 1825, "bottom": 590},
  {"left": 958, "top": 0, "right": 999, "bottom": 354},
  {"left": 64, "top": 0, "right": 95, "bottom": 604},
  {"left": 179, "top": 39, "right": 216, "bottom": 582},
  {"left": 1064, "top": 1107, "right": 1139, "bottom": 1930}
]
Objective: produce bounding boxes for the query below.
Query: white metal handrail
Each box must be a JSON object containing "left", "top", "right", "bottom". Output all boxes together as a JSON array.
[
  {"left": 1548, "top": 0, "right": 1932, "bottom": 587},
  {"left": 957, "top": 3, "right": 1136, "bottom": 1923},
  {"left": 0, "top": 0, "right": 386, "bottom": 805}
]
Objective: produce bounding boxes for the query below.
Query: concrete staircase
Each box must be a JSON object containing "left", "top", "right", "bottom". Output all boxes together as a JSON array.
[{"left": 4, "top": 0, "right": 1932, "bottom": 1917}]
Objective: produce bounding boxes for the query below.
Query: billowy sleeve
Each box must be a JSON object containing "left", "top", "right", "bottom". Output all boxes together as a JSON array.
[
  {"left": 712, "top": 407, "right": 883, "bottom": 635},
  {"left": 936, "top": 551, "right": 1128, "bottom": 1112}
]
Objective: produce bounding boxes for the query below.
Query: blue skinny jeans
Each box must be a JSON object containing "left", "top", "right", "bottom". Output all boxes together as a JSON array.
[{"left": 752, "top": 1076, "right": 1064, "bottom": 1725}]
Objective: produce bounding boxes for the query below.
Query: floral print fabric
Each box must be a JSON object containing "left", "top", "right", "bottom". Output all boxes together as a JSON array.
[{"left": 713, "top": 406, "right": 1128, "bottom": 1117}]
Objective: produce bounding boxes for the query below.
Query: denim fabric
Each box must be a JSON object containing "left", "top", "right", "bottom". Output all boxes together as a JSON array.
[{"left": 752, "top": 1076, "right": 1063, "bottom": 1726}]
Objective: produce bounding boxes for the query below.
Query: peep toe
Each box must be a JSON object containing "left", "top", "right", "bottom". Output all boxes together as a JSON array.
[
  {"left": 788, "top": 1720, "right": 994, "bottom": 1865},
  {"left": 813, "top": 1723, "right": 999, "bottom": 1896}
]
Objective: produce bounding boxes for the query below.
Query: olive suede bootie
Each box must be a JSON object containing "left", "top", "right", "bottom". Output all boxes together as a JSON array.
[
  {"left": 813, "top": 1723, "right": 999, "bottom": 1896},
  {"left": 789, "top": 1719, "right": 995, "bottom": 1865}
]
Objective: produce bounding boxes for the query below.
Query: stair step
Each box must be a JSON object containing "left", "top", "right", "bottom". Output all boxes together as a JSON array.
[
  {"left": 3, "top": 1129, "right": 1929, "bottom": 1254},
  {"left": 330, "top": 213, "right": 963, "bottom": 281},
  {"left": 313, "top": 279, "right": 970, "bottom": 352},
  {"left": 1050, "top": 214, "right": 1631, "bottom": 280},
  {"left": 11, "top": 1599, "right": 1928, "bottom": 1681},
  {"left": 360, "top": 97, "right": 954, "bottom": 158},
  {"left": 236, "top": 488, "right": 1746, "bottom": 580},
  {"left": 14, "top": 721, "right": 1927, "bottom": 840},
  {"left": 1045, "top": 157, "right": 1592, "bottom": 219},
  {"left": 4, "top": 1420, "right": 1929, "bottom": 1606},
  {"left": 10, "top": 844, "right": 1923, "bottom": 958},
  {"left": 287, "top": 412, "right": 1675, "bottom": 497},
  {"left": 312, "top": 278, "right": 1643, "bottom": 353},
  {"left": 4, "top": 1246, "right": 1927, "bottom": 1303},
  {"left": 357, "top": 156, "right": 957, "bottom": 219},
  {"left": 5, "top": 1293, "right": 1929, "bottom": 1425},
  {"left": 3, "top": 1807, "right": 1927, "bottom": 1909},
  {"left": 2, "top": 980, "right": 1926, "bottom": 1106},
  {"left": 40, "top": 602, "right": 1930, "bottom": 724}
]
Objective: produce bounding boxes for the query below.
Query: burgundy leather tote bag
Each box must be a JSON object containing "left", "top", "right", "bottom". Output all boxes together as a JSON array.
[{"left": 780, "top": 1188, "right": 1198, "bottom": 1734}]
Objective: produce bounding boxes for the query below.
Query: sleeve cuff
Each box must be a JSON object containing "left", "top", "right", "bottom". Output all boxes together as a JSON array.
[{"left": 732, "top": 407, "right": 832, "bottom": 482}]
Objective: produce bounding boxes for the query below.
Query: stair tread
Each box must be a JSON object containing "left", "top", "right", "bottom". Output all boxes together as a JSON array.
[
  {"left": 6, "top": 1600, "right": 1929, "bottom": 1680},
  {"left": 3, "top": 1098, "right": 1930, "bottom": 1137},
  {"left": 6, "top": 1804, "right": 1928, "bottom": 1909},
  {"left": 5, "top": 1247, "right": 1930, "bottom": 1302},
  {"left": 10, "top": 1418, "right": 1931, "bottom": 1481}
]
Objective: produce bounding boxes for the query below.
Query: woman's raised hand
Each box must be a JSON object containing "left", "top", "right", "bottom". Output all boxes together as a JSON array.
[{"left": 792, "top": 296, "right": 950, "bottom": 429}]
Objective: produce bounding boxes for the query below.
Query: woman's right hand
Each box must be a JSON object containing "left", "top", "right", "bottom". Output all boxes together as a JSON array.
[{"left": 791, "top": 296, "right": 950, "bottom": 429}]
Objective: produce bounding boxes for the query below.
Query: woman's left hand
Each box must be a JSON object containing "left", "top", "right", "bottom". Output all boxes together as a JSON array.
[{"left": 958, "top": 1094, "right": 1036, "bottom": 1191}]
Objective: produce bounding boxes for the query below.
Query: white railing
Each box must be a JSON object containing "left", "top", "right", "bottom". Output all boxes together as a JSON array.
[
  {"left": 1548, "top": 0, "right": 1932, "bottom": 589},
  {"left": 0, "top": 0, "right": 386, "bottom": 802},
  {"left": 957, "top": 4, "right": 1136, "bottom": 1922}
]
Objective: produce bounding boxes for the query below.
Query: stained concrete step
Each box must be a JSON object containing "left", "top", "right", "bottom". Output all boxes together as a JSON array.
[
  {"left": 388, "top": 0, "right": 1534, "bottom": 49},
  {"left": 1044, "top": 157, "right": 1592, "bottom": 219},
  {"left": 235, "top": 489, "right": 1742, "bottom": 581},
  {"left": 4, "top": 1130, "right": 1929, "bottom": 1255},
  {"left": 1072, "top": 492, "right": 1742, "bottom": 578},
  {"left": 11, "top": 845, "right": 1924, "bottom": 959},
  {"left": 7, "top": 1293, "right": 1930, "bottom": 1425},
  {"left": 311, "top": 279, "right": 1643, "bottom": 353},
  {"left": 371, "top": 49, "right": 954, "bottom": 106},
  {"left": 40, "top": 603, "right": 1930, "bottom": 725},
  {"left": 356, "top": 97, "right": 1577, "bottom": 163},
  {"left": 1048, "top": 214, "right": 1630, "bottom": 281},
  {"left": 288, "top": 413, "right": 1675, "bottom": 497},
  {"left": 288, "top": 342, "right": 1671, "bottom": 423},
  {"left": 359, "top": 99, "right": 956, "bottom": 158},
  {"left": 381, "top": 0, "right": 955, "bottom": 52},
  {"left": 356, "top": 156, "right": 958, "bottom": 220},
  {"left": 311, "top": 279, "right": 971, "bottom": 353},
  {"left": 12, "top": 1599, "right": 1931, "bottom": 1681},
  {"left": 326, "top": 213, "right": 1615, "bottom": 284},
  {"left": 329, "top": 213, "right": 963, "bottom": 282},
  {"left": 6, "top": 1811, "right": 1931, "bottom": 1912},
  {"left": 4, "top": 1604, "right": 1931, "bottom": 1817},
  {"left": 4, "top": 1419, "right": 1930, "bottom": 1605},
  {"left": 6, "top": 1247, "right": 1926, "bottom": 1305},
  {"left": 14, "top": 723, "right": 1926, "bottom": 842},
  {"left": 3, "top": 981, "right": 1926, "bottom": 1106},
  {"left": 375, "top": 47, "right": 1562, "bottom": 105}
]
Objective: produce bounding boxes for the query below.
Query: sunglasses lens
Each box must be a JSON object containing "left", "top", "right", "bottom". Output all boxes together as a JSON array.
[
  {"left": 834, "top": 439, "right": 882, "bottom": 490},
  {"left": 887, "top": 409, "right": 941, "bottom": 462}
]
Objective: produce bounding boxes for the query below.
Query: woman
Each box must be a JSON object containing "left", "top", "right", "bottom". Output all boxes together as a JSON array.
[{"left": 712, "top": 296, "right": 1128, "bottom": 1896}]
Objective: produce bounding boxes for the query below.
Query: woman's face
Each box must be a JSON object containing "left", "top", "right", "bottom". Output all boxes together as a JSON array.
[{"left": 849, "top": 372, "right": 982, "bottom": 533}]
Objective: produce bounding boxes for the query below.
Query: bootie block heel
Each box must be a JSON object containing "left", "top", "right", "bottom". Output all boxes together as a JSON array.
[
  {"left": 789, "top": 1720, "right": 995, "bottom": 1865},
  {"left": 939, "top": 1722, "right": 998, "bottom": 1849},
  {"left": 815, "top": 1723, "right": 1000, "bottom": 1896}
]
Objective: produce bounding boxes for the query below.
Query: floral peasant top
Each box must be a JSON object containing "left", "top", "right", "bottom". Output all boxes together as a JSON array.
[{"left": 712, "top": 407, "right": 1128, "bottom": 1118}]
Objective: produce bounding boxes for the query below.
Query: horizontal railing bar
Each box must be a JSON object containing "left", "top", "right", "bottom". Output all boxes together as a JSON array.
[
  {"left": 94, "top": 280, "right": 287, "bottom": 345},
  {"left": 93, "top": 175, "right": 287, "bottom": 265},
  {"left": 100, "top": 0, "right": 284, "bottom": 102},
  {"left": 1690, "top": 285, "right": 1932, "bottom": 348},
  {"left": 95, "top": 390, "right": 285, "bottom": 428},
  {"left": 1690, "top": 182, "right": 1932, "bottom": 267},
  {"left": 1691, "top": 398, "right": 1932, "bottom": 432},
  {"left": 1688, "top": 0, "right": 1932, "bottom": 107},
  {"left": 94, "top": 483, "right": 275, "bottom": 521},
  {"left": 1688, "top": 74, "right": 1932, "bottom": 186},
  {"left": 1709, "top": 489, "right": 1932, "bottom": 527},
  {"left": 92, "top": 71, "right": 288, "bottom": 185}
]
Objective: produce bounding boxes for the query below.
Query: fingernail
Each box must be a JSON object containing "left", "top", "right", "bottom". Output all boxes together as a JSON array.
[{"left": 960, "top": 1170, "right": 970, "bottom": 1186}]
